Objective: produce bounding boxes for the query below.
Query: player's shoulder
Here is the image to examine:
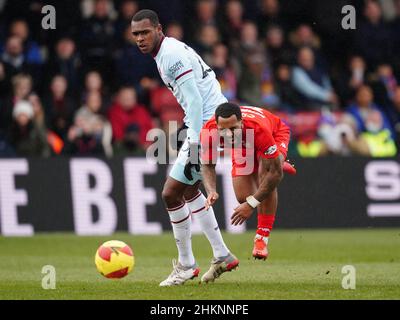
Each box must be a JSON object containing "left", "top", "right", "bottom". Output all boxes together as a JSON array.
[
  {"left": 240, "top": 106, "right": 275, "bottom": 129},
  {"left": 240, "top": 105, "right": 270, "bottom": 115},
  {"left": 241, "top": 106, "right": 277, "bottom": 121},
  {"left": 159, "top": 37, "right": 187, "bottom": 59},
  {"left": 202, "top": 115, "right": 217, "bottom": 130},
  {"left": 158, "top": 37, "right": 191, "bottom": 74}
]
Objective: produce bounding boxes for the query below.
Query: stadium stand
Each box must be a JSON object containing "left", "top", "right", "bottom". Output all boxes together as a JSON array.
[{"left": 0, "top": 0, "right": 399, "bottom": 157}]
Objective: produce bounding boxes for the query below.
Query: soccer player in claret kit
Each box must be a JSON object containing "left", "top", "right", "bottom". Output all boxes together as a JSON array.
[
  {"left": 201, "top": 103, "right": 296, "bottom": 259},
  {"left": 131, "top": 10, "right": 239, "bottom": 286}
]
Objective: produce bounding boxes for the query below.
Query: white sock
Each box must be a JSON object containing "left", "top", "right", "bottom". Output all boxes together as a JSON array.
[
  {"left": 186, "top": 192, "right": 230, "bottom": 258},
  {"left": 167, "top": 203, "right": 195, "bottom": 267},
  {"left": 255, "top": 234, "right": 269, "bottom": 244}
]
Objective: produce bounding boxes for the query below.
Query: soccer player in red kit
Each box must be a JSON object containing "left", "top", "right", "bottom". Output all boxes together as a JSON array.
[{"left": 201, "top": 103, "right": 296, "bottom": 260}]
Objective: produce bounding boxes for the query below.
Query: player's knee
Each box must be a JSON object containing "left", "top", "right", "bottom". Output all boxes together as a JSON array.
[
  {"left": 161, "top": 187, "right": 181, "bottom": 207},
  {"left": 184, "top": 188, "right": 200, "bottom": 202}
]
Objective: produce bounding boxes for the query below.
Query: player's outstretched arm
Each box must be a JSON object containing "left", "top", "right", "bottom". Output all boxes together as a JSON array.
[
  {"left": 202, "top": 163, "right": 219, "bottom": 210},
  {"left": 179, "top": 77, "right": 204, "bottom": 145},
  {"left": 178, "top": 77, "right": 205, "bottom": 180},
  {"left": 231, "top": 156, "right": 283, "bottom": 226},
  {"left": 253, "top": 156, "right": 283, "bottom": 203}
]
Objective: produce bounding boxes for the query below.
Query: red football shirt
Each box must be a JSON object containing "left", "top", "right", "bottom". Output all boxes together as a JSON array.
[{"left": 201, "top": 106, "right": 290, "bottom": 172}]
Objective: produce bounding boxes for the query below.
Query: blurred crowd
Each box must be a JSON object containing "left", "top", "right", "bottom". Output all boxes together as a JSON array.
[{"left": 0, "top": 0, "right": 400, "bottom": 158}]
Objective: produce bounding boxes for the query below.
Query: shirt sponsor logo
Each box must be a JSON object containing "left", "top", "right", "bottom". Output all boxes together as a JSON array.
[
  {"left": 264, "top": 145, "right": 277, "bottom": 155},
  {"left": 169, "top": 60, "right": 185, "bottom": 75}
]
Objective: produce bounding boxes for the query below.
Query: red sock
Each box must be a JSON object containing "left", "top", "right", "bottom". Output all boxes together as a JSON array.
[{"left": 256, "top": 214, "right": 275, "bottom": 238}]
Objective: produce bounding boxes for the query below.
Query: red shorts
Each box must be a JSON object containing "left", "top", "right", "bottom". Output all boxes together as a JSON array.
[{"left": 231, "top": 122, "right": 290, "bottom": 177}]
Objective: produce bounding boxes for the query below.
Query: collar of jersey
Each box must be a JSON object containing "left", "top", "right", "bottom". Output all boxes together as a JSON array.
[{"left": 152, "top": 36, "right": 166, "bottom": 58}]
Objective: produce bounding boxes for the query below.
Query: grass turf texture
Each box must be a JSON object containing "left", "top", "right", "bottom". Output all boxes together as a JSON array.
[{"left": 0, "top": 229, "right": 399, "bottom": 300}]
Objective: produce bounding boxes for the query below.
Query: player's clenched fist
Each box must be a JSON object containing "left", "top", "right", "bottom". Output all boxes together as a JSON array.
[
  {"left": 205, "top": 191, "right": 219, "bottom": 210},
  {"left": 231, "top": 202, "right": 253, "bottom": 225},
  {"left": 183, "top": 143, "right": 201, "bottom": 181}
]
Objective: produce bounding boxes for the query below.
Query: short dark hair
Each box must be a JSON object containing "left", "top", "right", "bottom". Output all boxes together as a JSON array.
[
  {"left": 215, "top": 103, "right": 242, "bottom": 122},
  {"left": 132, "top": 9, "right": 159, "bottom": 26}
]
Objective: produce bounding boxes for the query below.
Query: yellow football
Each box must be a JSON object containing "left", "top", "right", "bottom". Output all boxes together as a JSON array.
[{"left": 95, "top": 240, "right": 134, "bottom": 279}]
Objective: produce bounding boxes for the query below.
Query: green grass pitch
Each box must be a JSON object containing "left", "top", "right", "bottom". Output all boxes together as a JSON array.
[{"left": 0, "top": 229, "right": 399, "bottom": 300}]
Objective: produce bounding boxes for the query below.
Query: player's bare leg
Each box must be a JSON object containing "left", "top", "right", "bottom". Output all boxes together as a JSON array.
[{"left": 160, "top": 177, "right": 199, "bottom": 286}]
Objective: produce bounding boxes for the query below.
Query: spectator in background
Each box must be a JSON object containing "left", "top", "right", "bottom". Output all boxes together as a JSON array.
[
  {"left": 347, "top": 56, "right": 367, "bottom": 93},
  {"left": 274, "top": 64, "right": 303, "bottom": 111},
  {"left": 210, "top": 43, "right": 237, "bottom": 102},
  {"left": 11, "top": 73, "right": 33, "bottom": 101},
  {"left": 114, "top": 25, "right": 159, "bottom": 90},
  {"left": 187, "top": 0, "right": 217, "bottom": 43},
  {"left": 289, "top": 24, "right": 324, "bottom": 67},
  {"left": 83, "top": 70, "right": 103, "bottom": 97},
  {"left": 354, "top": 0, "right": 392, "bottom": 68},
  {"left": 265, "top": 25, "right": 293, "bottom": 67},
  {"left": 387, "top": 86, "right": 400, "bottom": 149},
  {"left": 149, "top": 85, "right": 183, "bottom": 133},
  {"left": 344, "top": 85, "right": 396, "bottom": 157},
  {"left": 220, "top": 0, "right": 244, "bottom": 45},
  {"left": 392, "top": 0, "right": 400, "bottom": 75},
  {"left": 43, "top": 75, "right": 76, "bottom": 141},
  {"left": 335, "top": 55, "right": 367, "bottom": 106},
  {"left": 292, "top": 46, "right": 338, "bottom": 110},
  {"left": 5, "top": 20, "right": 44, "bottom": 89},
  {"left": 66, "top": 91, "right": 112, "bottom": 156},
  {"left": 28, "top": 93, "right": 46, "bottom": 131},
  {"left": 193, "top": 25, "right": 220, "bottom": 64},
  {"left": 0, "top": 37, "right": 27, "bottom": 99},
  {"left": 107, "top": 86, "right": 153, "bottom": 148},
  {"left": 81, "top": 70, "right": 111, "bottom": 112},
  {"left": 234, "top": 21, "right": 277, "bottom": 108},
  {"left": 289, "top": 24, "right": 321, "bottom": 51},
  {"left": 257, "top": 0, "right": 286, "bottom": 36},
  {"left": 45, "top": 37, "right": 82, "bottom": 98},
  {"left": 2, "top": 1, "right": 46, "bottom": 43},
  {"left": 80, "top": 0, "right": 115, "bottom": 82},
  {"left": 7, "top": 19, "right": 43, "bottom": 65},
  {"left": 0, "top": 73, "right": 33, "bottom": 131},
  {"left": 6, "top": 100, "right": 50, "bottom": 157},
  {"left": 165, "top": 21, "right": 184, "bottom": 41},
  {"left": 1, "top": 36, "right": 32, "bottom": 78},
  {"left": 370, "top": 63, "right": 398, "bottom": 111},
  {"left": 315, "top": 109, "right": 355, "bottom": 157},
  {"left": 114, "top": 0, "right": 139, "bottom": 48},
  {"left": 113, "top": 123, "right": 146, "bottom": 156},
  {"left": 0, "top": 61, "right": 10, "bottom": 99}
]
